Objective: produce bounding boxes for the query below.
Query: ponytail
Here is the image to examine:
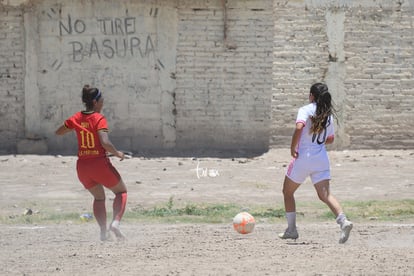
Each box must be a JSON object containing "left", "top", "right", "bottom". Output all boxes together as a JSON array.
[{"left": 309, "top": 83, "right": 336, "bottom": 134}]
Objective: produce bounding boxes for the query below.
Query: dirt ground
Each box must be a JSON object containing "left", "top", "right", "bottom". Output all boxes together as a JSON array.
[{"left": 1, "top": 148, "right": 414, "bottom": 275}]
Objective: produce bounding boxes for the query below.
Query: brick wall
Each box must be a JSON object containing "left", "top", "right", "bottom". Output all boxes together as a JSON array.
[
  {"left": 0, "top": 0, "right": 274, "bottom": 155},
  {"left": 1, "top": 0, "right": 414, "bottom": 155},
  {"left": 175, "top": 0, "right": 273, "bottom": 152},
  {"left": 344, "top": 2, "right": 414, "bottom": 149},
  {"left": 272, "top": 2, "right": 329, "bottom": 147},
  {"left": 22, "top": 0, "right": 179, "bottom": 155},
  {"left": 0, "top": 5, "right": 25, "bottom": 153},
  {"left": 271, "top": 0, "right": 414, "bottom": 150}
]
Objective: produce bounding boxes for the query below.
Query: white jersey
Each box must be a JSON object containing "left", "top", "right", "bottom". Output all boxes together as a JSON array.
[
  {"left": 286, "top": 102, "right": 335, "bottom": 184},
  {"left": 296, "top": 102, "right": 334, "bottom": 155}
]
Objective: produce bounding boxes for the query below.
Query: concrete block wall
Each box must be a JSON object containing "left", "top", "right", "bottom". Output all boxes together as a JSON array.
[
  {"left": 272, "top": 2, "right": 329, "bottom": 147},
  {"left": 0, "top": 0, "right": 274, "bottom": 155},
  {"left": 0, "top": 5, "right": 25, "bottom": 153},
  {"left": 22, "top": 0, "right": 179, "bottom": 155},
  {"left": 344, "top": 1, "right": 414, "bottom": 149},
  {"left": 271, "top": 0, "right": 414, "bottom": 149},
  {"left": 1, "top": 0, "right": 414, "bottom": 154},
  {"left": 175, "top": 0, "right": 273, "bottom": 152}
]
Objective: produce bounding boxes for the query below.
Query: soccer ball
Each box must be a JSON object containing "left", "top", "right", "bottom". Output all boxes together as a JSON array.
[{"left": 233, "top": 212, "right": 255, "bottom": 234}]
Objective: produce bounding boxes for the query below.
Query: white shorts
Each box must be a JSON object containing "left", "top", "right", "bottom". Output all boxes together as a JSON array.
[{"left": 286, "top": 150, "right": 331, "bottom": 184}]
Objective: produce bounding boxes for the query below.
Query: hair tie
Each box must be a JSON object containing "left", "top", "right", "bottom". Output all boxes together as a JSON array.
[{"left": 94, "top": 89, "right": 101, "bottom": 100}]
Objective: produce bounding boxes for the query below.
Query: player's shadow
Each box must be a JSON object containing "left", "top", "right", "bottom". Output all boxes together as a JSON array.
[{"left": 285, "top": 241, "right": 316, "bottom": 246}]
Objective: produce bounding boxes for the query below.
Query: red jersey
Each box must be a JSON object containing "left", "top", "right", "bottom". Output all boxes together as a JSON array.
[{"left": 64, "top": 111, "right": 108, "bottom": 159}]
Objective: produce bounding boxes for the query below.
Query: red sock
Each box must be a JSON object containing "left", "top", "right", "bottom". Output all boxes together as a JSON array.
[
  {"left": 113, "top": 192, "right": 127, "bottom": 222},
  {"left": 93, "top": 199, "right": 107, "bottom": 231}
]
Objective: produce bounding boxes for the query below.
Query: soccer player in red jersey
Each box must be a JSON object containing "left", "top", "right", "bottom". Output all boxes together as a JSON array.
[{"left": 56, "top": 85, "right": 127, "bottom": 241}]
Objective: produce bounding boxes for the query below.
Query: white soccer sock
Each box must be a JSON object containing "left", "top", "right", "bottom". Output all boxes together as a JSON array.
[
  {"left": 336, "top": 213, "right": 346, "bottom": 225},
  {"left": 286, "top": 212, "right": 296, "bottom": 231}
]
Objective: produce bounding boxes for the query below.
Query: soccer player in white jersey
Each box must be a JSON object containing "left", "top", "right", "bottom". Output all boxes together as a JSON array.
[{"left": 279, "top": 83, "right": 353, "bottom": 244}]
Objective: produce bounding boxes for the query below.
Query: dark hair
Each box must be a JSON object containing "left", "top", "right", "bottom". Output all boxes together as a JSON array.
[
  {"left": 82, "top": 85, "right": 101, "bottom": 110},
  {"left": 309, "top": 83, "right": 336, "bottom": 134}
]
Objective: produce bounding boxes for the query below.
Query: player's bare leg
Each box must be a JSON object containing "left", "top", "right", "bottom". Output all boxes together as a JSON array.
[
  {"left": 88, "top": 185, "right": 108, "bottom": 241},
  {"left": 314, "top": 180, "right": 342, "bottom": 215},
  {"left": 279, "top": 176, "right": 300, "bottom": 240},
  {"left": 314, "top": 180, "right": 353, "bottom": 243},
  {"left": 108, "top": 179, "right": 127, "bottom": 240}
]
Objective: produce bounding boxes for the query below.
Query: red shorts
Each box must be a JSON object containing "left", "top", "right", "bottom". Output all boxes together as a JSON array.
[{"left": 76, "top": 157, "right": 121, "bottom": 189}]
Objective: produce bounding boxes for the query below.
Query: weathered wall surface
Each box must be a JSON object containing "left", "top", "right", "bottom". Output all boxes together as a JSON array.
[
  {"left": 175, "top": 0, "right": 273, "bottom": 152},
  {"left": 1, "top": 0, "right": 414, "bottom": 155},
  {"left": 0, "top": 4, "right": 25, "bottom": 152},
  {"left": 343, "top": 1, "right": 414, "bottom": 149},
  {"left": 23, "top": 0, "right": 179, "bottom": 154},
  {"left": 0, "top": 0, "right": 273, "bottom": 155},
  {"left": 271, "top": 0, "right": 414, "bottom": 149}
]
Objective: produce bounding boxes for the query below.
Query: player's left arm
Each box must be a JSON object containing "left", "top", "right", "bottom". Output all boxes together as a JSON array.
[
  {"left": 98, "top": 130, "right": 125, "bottom": 160},
  {"left": 325, "top": 115, "right": 335, "bottom": 145},
  {"left": 55, "top": 124, "right": 73, "bottom": 135}
]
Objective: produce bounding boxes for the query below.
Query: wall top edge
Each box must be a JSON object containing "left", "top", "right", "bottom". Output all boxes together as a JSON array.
[
  {"left": 1, "top": 0, "right": 28, "bottom": 6},
  {"left": 275, "top": 0, "right": 413, "bottom": 9},
  {"left": 2, "top": 0, "right": 412, "bottom": 10}
]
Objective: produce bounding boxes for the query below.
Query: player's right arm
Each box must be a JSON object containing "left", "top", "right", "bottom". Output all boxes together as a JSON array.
[{"left": 325, "top": 136, "right": 334, "bottom": 144}]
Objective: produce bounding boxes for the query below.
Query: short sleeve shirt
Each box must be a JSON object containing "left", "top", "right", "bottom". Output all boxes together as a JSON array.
[
  {"left": 64, "top": 111, "right": 108, "bottom": 159},
  {"left": 296, "top": 103, "right": 335, "bottom": 152}
]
